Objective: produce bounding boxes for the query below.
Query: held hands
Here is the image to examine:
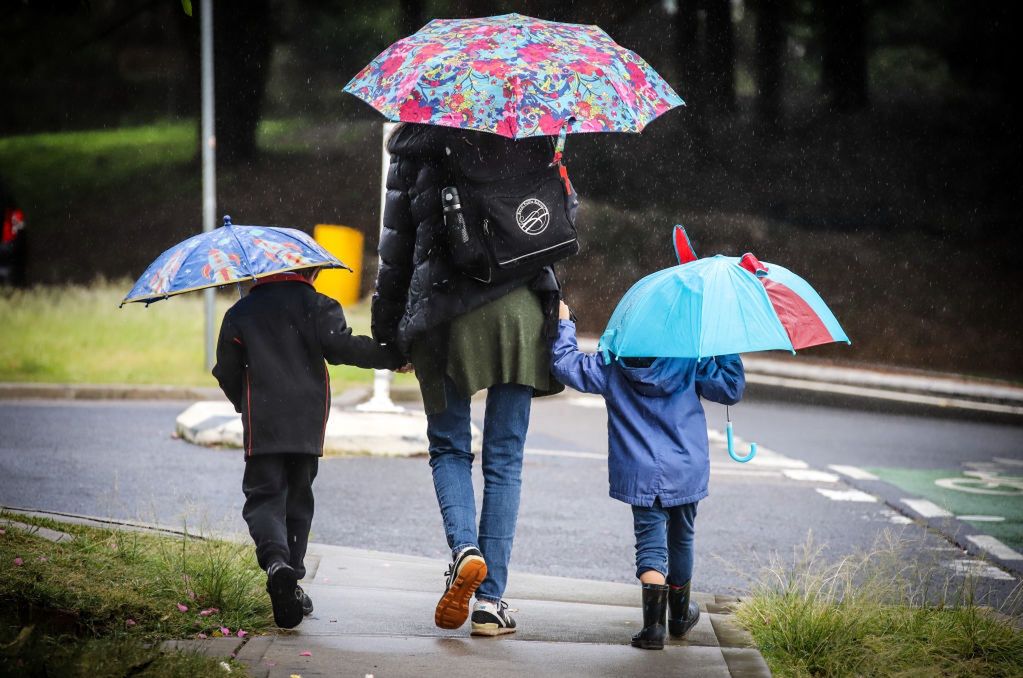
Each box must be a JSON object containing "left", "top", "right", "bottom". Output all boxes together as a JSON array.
[
  {"left": 558, "top": 300, "right": 571, "bottom": 321},
  {"left": 396, "top": 363, "right": 414, "bottom": 374}
]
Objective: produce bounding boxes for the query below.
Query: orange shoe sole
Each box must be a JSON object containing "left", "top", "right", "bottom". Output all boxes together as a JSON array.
[{"left": 434, "top": 557, "right": 488, "bottom": 629}]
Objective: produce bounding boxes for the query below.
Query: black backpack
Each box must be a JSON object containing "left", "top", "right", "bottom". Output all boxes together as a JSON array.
[{"left": 440, "top": 138, "right": 579, "bottom": 284}]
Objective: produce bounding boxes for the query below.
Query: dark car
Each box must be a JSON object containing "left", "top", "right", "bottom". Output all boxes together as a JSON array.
[{"left": 0, "top": 178, "right": 27, "bottom": 286}]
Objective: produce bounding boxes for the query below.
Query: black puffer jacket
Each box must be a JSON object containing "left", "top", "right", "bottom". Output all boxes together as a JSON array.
[
  {"left": 372, "top": 123, "right": 560, "bottom": 353},
  {"left": 213, "top": 277, "right": 403, "bottom": 456}
]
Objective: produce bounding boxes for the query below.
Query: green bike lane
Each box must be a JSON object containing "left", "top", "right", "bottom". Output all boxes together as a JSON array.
[{"left": 868, "top": 458, "right": 1023, "bottom": 553}]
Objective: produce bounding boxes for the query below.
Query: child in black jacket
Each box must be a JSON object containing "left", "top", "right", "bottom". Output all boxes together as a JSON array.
[{"left": 213, "top": 268, "right": 402, "bottom": 628}]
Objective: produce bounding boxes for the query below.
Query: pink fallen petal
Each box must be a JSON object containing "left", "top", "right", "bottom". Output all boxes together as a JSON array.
[
  {"left": 13, "top": 557, "right": 23, "bottom": 566},
  {"left": 187, "top": 590, "right": 196, "bottom": 600},
  {"left": 176, "top": 603, "right": 189, "bottom": 613},
  {"left": 236, "top": 629, "right": 247, "bottom": 638},
  {"left": 220, "top": 626, "right": 231, "bottom": 636},
  {"left": 125, "top": 619, "right": 137, "bottom": 627},
  {"left": 299, "top": 651, "right": 312, "bottom": 656},
  {"left": 199, "top": 607, "right": 219, "bottom": 617},
  {"left": 37, "top": 556, "right": 48, "bottom": 562},
  {"left": 196, "top": 632, "right": 208, "bottom": 639}
]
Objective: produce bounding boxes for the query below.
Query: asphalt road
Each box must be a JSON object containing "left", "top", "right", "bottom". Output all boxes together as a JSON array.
[{"left": 1, "top": 395, "right": 1021, "bottom": 611}]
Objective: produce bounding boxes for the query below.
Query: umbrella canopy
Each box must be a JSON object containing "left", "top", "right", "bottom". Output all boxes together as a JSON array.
[
  {"left": 597, "top": 254, "right": 849, "bottom": 361},
  {"left": 121, "top": 216, "right": 349, "bottom": 306},
  {"left": 343, "top": 13, "right": 683, "bottom": 139}
]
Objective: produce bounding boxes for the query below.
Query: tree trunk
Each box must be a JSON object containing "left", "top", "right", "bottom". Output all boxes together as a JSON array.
[
  {"left": 213, "top": 0, "right": 272, "bottom": 167},
  {"left": 818, "top": 0, "right": 868, "bottom": 112},
  {"left": 754, "top": 0, "right": 784, "bottom": 126},
  {"left": 674, "top": 0, "right": 735, "bottom": 115},
  {"left": 703, "top": 0, "right": 736, "bottom": 113},
  {"left": 398, "top": 0, "right": 424, "bottom": 36}
]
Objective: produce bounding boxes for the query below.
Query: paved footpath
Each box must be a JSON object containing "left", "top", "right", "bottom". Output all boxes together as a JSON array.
[{"left": 167, "top": 542, "right": 769, "bottom": 678}]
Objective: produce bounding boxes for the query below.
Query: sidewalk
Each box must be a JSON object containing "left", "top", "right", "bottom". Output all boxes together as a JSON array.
[
  {"left": 2, "top": 507, "right": 769, "bottom": 677},
  {"left": 171, "top": 543, "right": 770, "bottom": 678}
]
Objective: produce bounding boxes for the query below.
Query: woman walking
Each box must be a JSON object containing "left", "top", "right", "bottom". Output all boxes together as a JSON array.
[{"left": 372, "top": 122, "right": 568, "bottom": 636}]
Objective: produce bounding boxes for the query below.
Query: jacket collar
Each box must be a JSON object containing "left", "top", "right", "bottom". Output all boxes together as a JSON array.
[{"left": 253, "top": 272, "right": 314, "bottom": 288}]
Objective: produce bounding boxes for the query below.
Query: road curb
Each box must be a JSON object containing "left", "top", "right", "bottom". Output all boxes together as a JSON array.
[
  {"left": 2, "top": 350, "right": 1021, "bottom": 416},
  {"left": 828, "top": 474, "right": 1023, "bottom": 580}
]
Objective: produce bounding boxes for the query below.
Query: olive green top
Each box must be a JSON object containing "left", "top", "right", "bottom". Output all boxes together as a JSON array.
[{"left": 412, "top": 286, "right": 562, "bottom": 414}]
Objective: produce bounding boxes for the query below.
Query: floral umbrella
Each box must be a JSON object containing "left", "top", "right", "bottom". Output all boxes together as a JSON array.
[{"left": 343, "top": 13, "right": 684, "bottom": 139}]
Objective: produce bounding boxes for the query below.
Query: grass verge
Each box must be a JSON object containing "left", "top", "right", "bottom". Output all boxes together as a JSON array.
[
  {"left": 1, "top": 511, "right": 268, "bottom": 675},
  {"left": 0, "top": 281, "right": 416, "bottom": 389},
  {"left": 734, "top": 533, "right": 1023, "bottom": 677}
]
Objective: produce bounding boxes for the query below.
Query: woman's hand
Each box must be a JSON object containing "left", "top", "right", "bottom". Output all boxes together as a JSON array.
[{"left": 559, "top": 300, "right": 571, "bottom": 321}]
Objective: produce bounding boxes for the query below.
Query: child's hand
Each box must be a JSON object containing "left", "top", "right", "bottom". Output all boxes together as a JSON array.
[{"left": 558, "top": 300, "right": 571, "bottom": 321}]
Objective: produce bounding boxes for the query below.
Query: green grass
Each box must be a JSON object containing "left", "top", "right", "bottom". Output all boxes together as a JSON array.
[
  {"left": 0, "top": 121, "right": 197, "bottom": 202},
  {"left": 1, "top": 511, "right": 263, "bottom": 675},
  {"left": 735, "top": 533, "right": 1023, "bottom": 677},
  {"left": 0, "top": 282, "right": 416, "bottom": 388}
]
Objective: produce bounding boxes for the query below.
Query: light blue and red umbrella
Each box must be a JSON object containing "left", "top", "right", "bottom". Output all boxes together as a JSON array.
[
  {"left": 121, "top": 215, "right": 349, "bottom": 306},
  {"left": 599, "top": 226, "right": 850, "bottom": 462},
  {"left": 343, "top": 13, "right": 683, "bottom": 140}
]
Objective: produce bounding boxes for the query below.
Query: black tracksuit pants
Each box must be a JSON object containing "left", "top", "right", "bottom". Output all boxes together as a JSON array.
[{"left": 242, "top": 454, "right": 319, "bottom": 579}]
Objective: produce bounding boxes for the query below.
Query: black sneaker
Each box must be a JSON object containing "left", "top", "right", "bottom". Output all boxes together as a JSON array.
[
  {"left": 434, "top": 546, "right": 488, "bottom": 629},
  {"left": 297, "top": 584, "right": 313, "bottom": 616},
  {"left": 266, "top": 561, "right": 303, "bottom": 629},
  {"left": 471, "top": 599, "right": 517, "bottom": 636}
]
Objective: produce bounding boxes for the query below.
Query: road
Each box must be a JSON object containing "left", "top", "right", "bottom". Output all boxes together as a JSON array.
[{"left": 1, "top": 393, "right": 1021, "bottom": 611}]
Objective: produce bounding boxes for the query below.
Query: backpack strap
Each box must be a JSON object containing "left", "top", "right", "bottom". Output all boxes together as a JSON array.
[{"left": 549, "top": 117, "right": 575, "bottom": 196}]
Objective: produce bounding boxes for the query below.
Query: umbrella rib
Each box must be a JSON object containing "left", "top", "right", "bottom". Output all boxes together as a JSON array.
[{"left": 224, "top": 224, "right": 258, "bottom": 279}]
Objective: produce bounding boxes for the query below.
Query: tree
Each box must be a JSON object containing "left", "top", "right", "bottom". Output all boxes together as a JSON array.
[
  {"left": 674, "top": 0, "right": 736, "bottom": 115},
  {"left": 213, "top": 0, "right": 272, "bottom": 166},
  {"left": 752, "top": 0, "right": 785, "bottom": 126},
  {"left": 817, "top": 0, "right": 868, "bottom": 112}
]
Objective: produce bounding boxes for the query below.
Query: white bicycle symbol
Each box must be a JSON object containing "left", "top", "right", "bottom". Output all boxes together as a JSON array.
[{"left": 935, "top": 470, "right": 1023, "bottom": 496}]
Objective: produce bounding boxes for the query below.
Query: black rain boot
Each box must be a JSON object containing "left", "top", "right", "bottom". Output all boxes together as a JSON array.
[
  {"left": 631, "top": 583, "right": 668, "bottom": 650},
  {"left": 667, "top": 581, "right": 700, "bottom": 638}
]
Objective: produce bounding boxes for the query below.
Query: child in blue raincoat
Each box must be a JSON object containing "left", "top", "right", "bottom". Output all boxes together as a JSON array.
[{"left": 551, "top": 300, "right": 745, "bottom": 650}]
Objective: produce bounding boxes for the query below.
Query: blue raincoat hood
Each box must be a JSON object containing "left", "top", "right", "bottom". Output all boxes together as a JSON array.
[
  {"left": 618, "top": 357, "right": 691, "bottom": 398},
  {"left": 551, "top": 321, "right": 745, "bottom": 508}
]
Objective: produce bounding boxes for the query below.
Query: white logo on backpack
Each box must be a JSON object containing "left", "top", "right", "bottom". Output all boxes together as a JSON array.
[{"left": 515, "top": 198, "right": 550, "bottom": 235}]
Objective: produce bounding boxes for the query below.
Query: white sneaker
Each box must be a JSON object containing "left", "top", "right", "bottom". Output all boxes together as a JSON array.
[{"left": 470, "top": 599, "right": 517, "bottom": 636}]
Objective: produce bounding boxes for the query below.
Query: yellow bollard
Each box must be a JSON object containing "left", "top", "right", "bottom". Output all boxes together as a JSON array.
[{"left": 313, "top": 224, "right": 363, "bottom": 306}]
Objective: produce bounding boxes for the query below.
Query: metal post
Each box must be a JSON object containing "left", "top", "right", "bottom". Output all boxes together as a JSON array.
[
  {"left": 201, "top": 0, "right": 217, "bottom": 372},
  {"left": 356, "top": 122, "right": 403, "bottom": 413}
]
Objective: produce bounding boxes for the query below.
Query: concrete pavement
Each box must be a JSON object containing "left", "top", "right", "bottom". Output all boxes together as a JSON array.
[
  {"left": 2, "top": 508, "right": 769, "bottom": 677},
  {"left": 172, "top": 543, "right": 770, "bottom": 678}
]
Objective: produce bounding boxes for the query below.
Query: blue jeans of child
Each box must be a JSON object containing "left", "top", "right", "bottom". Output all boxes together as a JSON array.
[
  {"left": 426, "top": 377, "right": 532, "bottom": 603},
  {"left": 632, "top": 500, "right": 699, "bottom": 585}
]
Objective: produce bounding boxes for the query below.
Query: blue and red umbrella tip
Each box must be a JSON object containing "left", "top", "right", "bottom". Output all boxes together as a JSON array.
[
  {"left": 739, "top": 252, "right": 769, "bottom": 277},
  {"left": 673, "top": 225, "right": 698, "bottom": 265}
]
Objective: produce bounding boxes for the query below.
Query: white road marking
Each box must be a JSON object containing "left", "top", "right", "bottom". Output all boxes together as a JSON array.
[
  {"left": 879, "top": 509, "right": 913, "bottom": 525},
  {"left": 957, "top": 515, "right": 1006, "bottom": 522},
  {"left": 712, "top": 468, "right": 784, "bottom": 478},
  {"left": 947, "top": 559, "right": 1015, "bottom": 581},
  {"left": 526, "top": 448, "right": 606, "bottom": 460},
  {"left": 966, "top": 535, "right": 1023, "bottom": 560},
  {"left": 783, "top": 469, "right": 840, "bottom": 482},
  {"left": 901, "top": 499, "right": 953, "bottom": 518},
  {"left": 828, "top": 465, "right": 879, "bottom": 480},
  {"left": 566, "top": 396, "right": 606, "bottom": 409},
  {"left": 816, "top": 488, "right": 877, "bottom": 502}
]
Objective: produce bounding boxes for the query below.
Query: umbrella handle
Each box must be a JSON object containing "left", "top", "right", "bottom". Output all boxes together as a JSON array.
[{"left": 726, "top": 421, "right": 757, "bottom": 463}]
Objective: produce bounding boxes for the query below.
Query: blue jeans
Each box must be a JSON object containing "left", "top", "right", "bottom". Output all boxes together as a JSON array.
[
  {"left": 632, "top": 500, "right": 698, "bottom": 585},
  {"left": 427, "top": 377, "right": 532, "bottom": 603}
]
